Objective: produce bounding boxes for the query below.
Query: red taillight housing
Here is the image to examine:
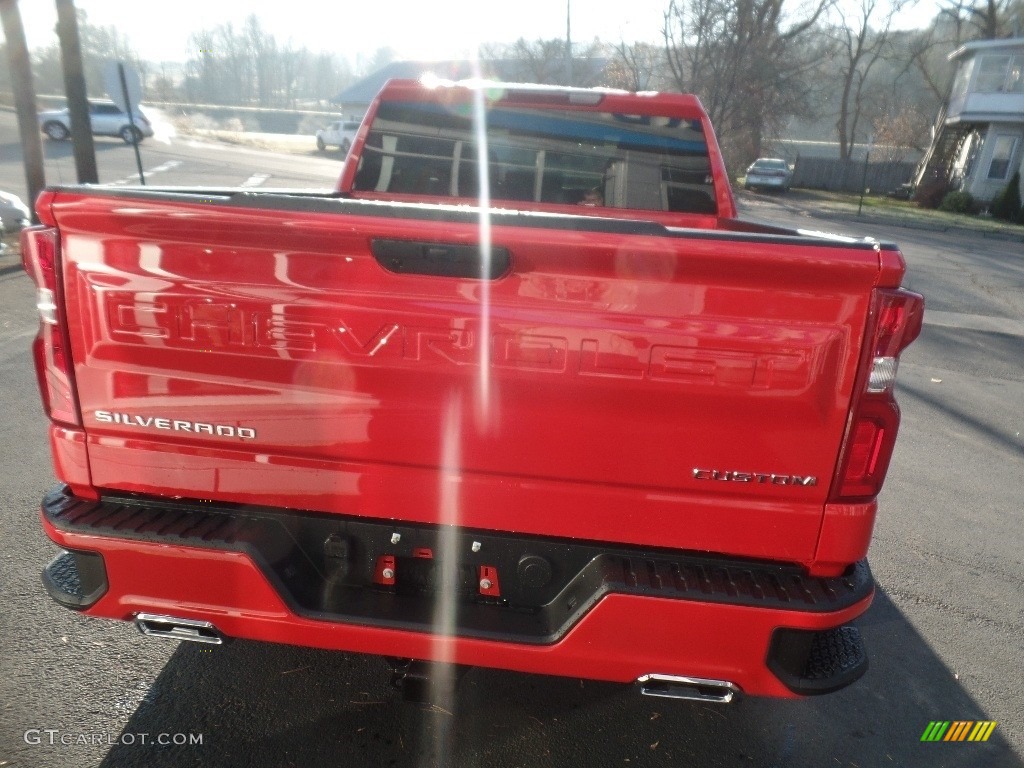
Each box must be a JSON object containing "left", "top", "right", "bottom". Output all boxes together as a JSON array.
[
  {"left": 21, "top": 225, "right": 81, "bottom": 426},
  {"left": 829, "top": 287, "right": 924, "bottom": 502}
]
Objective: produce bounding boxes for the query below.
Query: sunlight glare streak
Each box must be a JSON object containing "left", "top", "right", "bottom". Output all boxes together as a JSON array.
[
  {"left": 144, "top": 107, "right": 177, "bottom": 145},
  {"left": 470, "top": 56, "right": 494, "bottom": 427},
  {"left": 428, "top": 396, "right": 463, "bottom": 722},
  {"left": 434, "top": 397, "right": 462, "bottom": 648}
]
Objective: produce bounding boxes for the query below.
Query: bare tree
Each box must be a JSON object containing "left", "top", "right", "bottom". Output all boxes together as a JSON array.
[
  {"left": 279, "top": 45, "right": 308, "bottom": 108},
  {"left": 308, "top": 52, "right": 352, "bottom": 106},
  {"left": 184, "top": 17, "right": 352, "bottom": 107},
  {"left": 216, "top": 23, "right": 253, "bottom": 103},
  {"left": 899, "top": 25, "right": 957, "bottom": 103},
  {"left": 662, "top": 0, "right": 833, "bottom": 167},
  {"left": 507, "top": 38, "right": 569, "bottom": 83},
  {"left": 361, "top": 47, "right": 397, "bottom": 77},
  {"left": 150, "top": 64, "right": 179, "bottom": 102},
  {"left": 608, "top": 41, "right": 666, "bottom": 91},
  {"left": 941, "top": 0, "right": 1016, "bottom": 39},
  {"left": 829, "top": 0, "right": 912, "bottom": 159},
  {"left": 28, "top": 8, "right": 142, "bottom": 96},
  {"left": 872, "top": 105, "right": 929, "bottom": 161},
  {"left": 480, "top": 37, "right": 606, "bottom": 86},
  {"left": 246, "top": 16, "right": 277, "bottom": 106}
]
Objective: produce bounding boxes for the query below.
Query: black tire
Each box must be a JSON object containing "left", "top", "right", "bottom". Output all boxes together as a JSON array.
[
  {"left": 44, "top": 122, "right": 70, "bottom": 141},
  {"left": 340, "top": 138, "right": 351, "bottom": 154},
  {"left": 120, "top": 125, "right": 142, "bottom": 145},
  {"left": 316, "top": 136, "right": 326, "bottom": 151}
]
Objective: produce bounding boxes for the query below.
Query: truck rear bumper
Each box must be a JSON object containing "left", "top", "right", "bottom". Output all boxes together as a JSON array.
[{"left": 40, "top": 485, "right": 873, "bottom": 698}]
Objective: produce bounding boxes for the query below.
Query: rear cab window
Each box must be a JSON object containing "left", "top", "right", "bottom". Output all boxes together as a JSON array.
[{"left": 352, "top": 100, "right": 717, "bottom": 215}]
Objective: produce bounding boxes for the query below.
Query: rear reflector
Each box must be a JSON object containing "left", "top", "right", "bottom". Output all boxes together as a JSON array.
[
  {"left": 867, "top": 356, "right": 898, "bottom": 393},
  {"left": 36, "top": 287, "right": 59, "bottom": 325},
  {"left": 830, "top": 287, "right": 923, "bottom": 503},
  {"left": 22, "top": 225, "right": 81, "bottom": 427}
]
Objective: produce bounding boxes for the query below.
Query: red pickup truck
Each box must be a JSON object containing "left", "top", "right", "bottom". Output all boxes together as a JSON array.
[{"left": 23, "top": 79, "right": 922, "bottom": 703}]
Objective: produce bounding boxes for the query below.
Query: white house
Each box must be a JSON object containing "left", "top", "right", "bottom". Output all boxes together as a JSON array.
[{"left": 915, "top": 38, "right": 1024, "bottom": 203}]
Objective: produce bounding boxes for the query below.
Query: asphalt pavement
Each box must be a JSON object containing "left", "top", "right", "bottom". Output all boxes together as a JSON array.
[{"left": 0, "top": 138, "right": 1022, "bottom": 767}]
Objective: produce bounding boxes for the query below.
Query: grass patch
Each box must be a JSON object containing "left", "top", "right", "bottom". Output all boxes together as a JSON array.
[{"left": 786, "top": 189, "right": 1024, "bottom": 237}]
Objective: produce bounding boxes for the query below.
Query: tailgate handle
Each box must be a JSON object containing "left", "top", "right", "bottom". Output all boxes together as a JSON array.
[{"left": 371, "top": 239, "right": 510, "bottom": 279}]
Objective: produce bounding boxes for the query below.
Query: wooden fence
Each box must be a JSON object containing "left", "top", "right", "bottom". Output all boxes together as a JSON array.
[{"left": 791, "top": 157, "right": 918, "bottom": 194}]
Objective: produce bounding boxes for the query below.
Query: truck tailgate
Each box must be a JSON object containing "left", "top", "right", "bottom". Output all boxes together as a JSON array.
[{"left": 51, "top": 190, "right": 881, "bottom": 564}]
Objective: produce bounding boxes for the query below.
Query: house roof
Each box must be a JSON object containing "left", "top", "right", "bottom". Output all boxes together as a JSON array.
[
  {"left": 333, "top": 61, "right": 473, "bottom": 107},
  {"left": 333, "top": 58, "right": 611, "bottom": 110},
  {"left": 949, "top": 36, "right": 1024, "bottom": 61}
]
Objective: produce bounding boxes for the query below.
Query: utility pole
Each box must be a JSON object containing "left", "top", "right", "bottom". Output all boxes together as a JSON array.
[
  {"left": 1, "top": 0, "right": 46, "bottom": 221},
  {"left": 55, "top": 0, "right": 98, "bottom": 183},
  {"left": 564, "top": 0, "right": 573, "bottom": 86}
]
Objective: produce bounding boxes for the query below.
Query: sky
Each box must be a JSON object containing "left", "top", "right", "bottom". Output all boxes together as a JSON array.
[
  {"left": 18, "top": 0, "right": 674, "bottom": 64},
  {"left": 14, "top": 0, "right": 944, "bottom": 68}
]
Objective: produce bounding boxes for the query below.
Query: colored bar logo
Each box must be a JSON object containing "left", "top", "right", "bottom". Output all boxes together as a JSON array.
[{"left": 921, "top": 721, "right": 997, "bottom": 742}]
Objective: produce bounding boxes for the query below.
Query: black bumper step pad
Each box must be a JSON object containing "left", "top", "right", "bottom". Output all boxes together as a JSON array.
[
  {"left": 767, "top": 625, "right": 869, "bottom": 695},
  {"left": 43, "top": 485, "right": 873, "bottom": 645},
  {"left": 42, "top": 549, "right": 108, "bottom": 610}
]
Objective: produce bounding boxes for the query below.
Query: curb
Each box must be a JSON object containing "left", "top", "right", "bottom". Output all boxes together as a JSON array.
[{"left": 805, "top": 209, "right": 1024, "bottom": 244}]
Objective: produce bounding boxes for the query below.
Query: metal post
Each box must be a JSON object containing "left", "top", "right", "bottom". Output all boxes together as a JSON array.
[
  {"left": 858, "top": 149, "right": 871, "bottom": 216},
  {"left": 118, "top": 63, "right": 146, "bottom": 184},
  {"left": 564, "top": 0, "right": 573, "bottom": 86},
  {"left": 0, "top": 0, "right": 47, "bottom": 220},
  {"left": 55, "top": 0, "right": 98, "bottom": 184}
]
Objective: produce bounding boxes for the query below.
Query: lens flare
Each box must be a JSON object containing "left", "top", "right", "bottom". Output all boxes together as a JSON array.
[{"left": 470, "top": 57, "right": 493, "bottom": 428}]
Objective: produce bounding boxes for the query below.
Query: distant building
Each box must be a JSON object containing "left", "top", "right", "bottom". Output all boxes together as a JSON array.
[
  {"left": 332, "top": 58, "right": 610, "bottom": 119},
  {"left": 914, "top": 38, "right": 1024, "bottom": 203}
]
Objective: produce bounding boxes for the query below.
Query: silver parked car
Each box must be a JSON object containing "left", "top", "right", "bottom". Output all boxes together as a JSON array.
[
  {"left": 38, "top": 101, "right": 154, "bottom": 144},
  {"left": 0, "top": 190, "right": 31, "bottom": 232},
  {"left": 743, "top": 158, "right": 793, "bottom": 192}
]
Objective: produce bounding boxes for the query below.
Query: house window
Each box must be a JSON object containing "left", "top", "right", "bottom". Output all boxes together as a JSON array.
[
  {"left": 951, "top": 60, "right": 973, "bottom": 101},
  {"left": 987, "top": 135, "right": 1018, "bottom": 180},
  {"left": 975, "top": 55, "right": 1012, "bottom": 92},
  {"left": 1008, "top": 56, "right": 1024, "bottom": 93}
]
